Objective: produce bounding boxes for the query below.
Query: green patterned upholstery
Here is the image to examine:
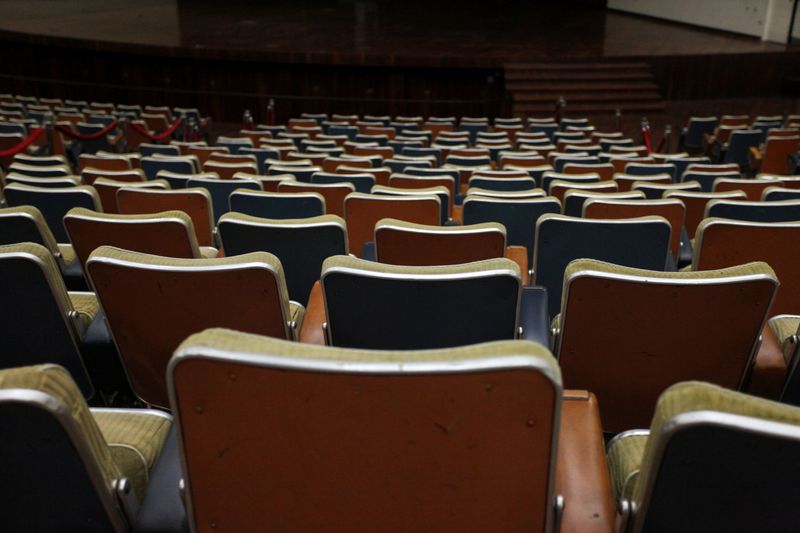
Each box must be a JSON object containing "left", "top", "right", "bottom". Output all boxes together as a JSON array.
[
  {"left": 607, "top": 432, "right": 648, "bottom": 501},
  {"left": 68, "top": 292, "right": 100, "bottom": 331},
  {"left": 375, "top": 217, "right": 505, "bottom": 236},
  {"left": 562, "top": 258, "right": 776, "bottom": 319},
  {"left": 769, "top": 315, "right": 800, "bottom": 345},
  {"left": 92, "top": 409, "right": 171, "bottom": 499},
  {"left": 0, "top": 364, "right": 121, "bottom": 489},
  {"left": 322, "top": 254, "right": 520, "bottom": 278},
  {"left": 177, "top": 327, "right": 558, "bottom": 373},
  {"left": 0, "top": 364, "right": 172, "bottom": 500}
]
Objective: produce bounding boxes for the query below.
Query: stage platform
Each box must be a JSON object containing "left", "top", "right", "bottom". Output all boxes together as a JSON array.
[{"left": 0, "top": 0, "right": 798, "bottom": 127}]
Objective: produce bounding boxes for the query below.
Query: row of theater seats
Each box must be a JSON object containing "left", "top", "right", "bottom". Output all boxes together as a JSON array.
[
  {"left": 2, "top": 101, "right": 800, "bottom": 531},
  {"left": 682, "top": 113, "right": 800, "bottom": 173}
]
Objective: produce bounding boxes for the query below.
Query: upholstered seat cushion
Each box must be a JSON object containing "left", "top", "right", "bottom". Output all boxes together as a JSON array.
[
  {"left": 199, "top": 246, "right": 220, "bottom": 258},
  {"left": 57, "top": 243, "right": 77, "bottom": 264},
  {"left": 92, "top": 409, "right": 172, "bottom": 500},
  {"left": 609, "top": 381, "right": 800, "bottom": 508},
  {"left": 769, "top": 315, "right": 800, "bottom": 345},
  {"left": 68, "top": 291, "right": 100, "bottom": 330},
  {"left": 289, "top": 301, "right": 305, "bottom": 335},
  {"left": 607, "top": 432, "right": 648, "bottom": 501}
]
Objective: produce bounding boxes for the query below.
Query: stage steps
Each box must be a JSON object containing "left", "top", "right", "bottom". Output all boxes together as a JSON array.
[{"left": 505, "top": 61, "right": 665, "bottom": 118}]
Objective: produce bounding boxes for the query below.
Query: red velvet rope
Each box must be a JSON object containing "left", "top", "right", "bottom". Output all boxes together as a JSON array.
[
  {"left": 128, "top": 119, "right": 182, "bottom": 142},
  {"left": 642, "top": 127, "right": 652, "bottom": 154},
  {"left": 655, "top": 136, "right": 666, "bottom": 153},
  {"left": 55, "top": 120, "right": 119, "bottom": 140},
  {"left": 0, "top": 127, "right": 44, "bottom": 157}
]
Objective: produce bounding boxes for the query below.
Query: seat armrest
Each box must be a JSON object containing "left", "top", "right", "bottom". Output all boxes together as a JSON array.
[
  {"left": 505, "top": 245, "right": 529, "bottom": 285},
  {"left": 556, "top": 391, "right": 616, "bottom": 533},
  {"left": 749, "top": 146, "right": 762, "bottom": 170},
  {"left": 743, "top": 323, "right": 788, "bottom": 400},
  {"left": 677, "top": 226, "right": 692, "bottom": 269},
  {"left": 133, "top": 426, "right": 188, "bottom": 533},
  {"left": 517, "top": 285, "right": 549, "bottom": 346},
  {"left": 299, "top": 281, "right": 326, "bottom": 345}
]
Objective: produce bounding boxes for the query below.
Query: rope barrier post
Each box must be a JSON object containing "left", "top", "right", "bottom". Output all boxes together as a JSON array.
[
  {"left": 615, "top": 108, "right": 622, "bottom": 133},
  {"left": 266, "top": 98, "right": 276, "bottom": 126},
  {"left": 43, "top": 112, "right": 54, "bottom": 157},
  {"left": 555, "top": 96, "right": 566, "bottom": 125},
  {"left": 118, "top": 116, "right": 129, "bottom": 153},
  {"left": 641, "top": 116, "right": 652, "bottom": 154}
]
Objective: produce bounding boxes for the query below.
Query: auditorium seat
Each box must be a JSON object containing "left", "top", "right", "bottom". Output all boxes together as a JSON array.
[
  {"left": 87, "top": 246, "right": 301, "bottom": 408},
  {"left": 8, "top": 162, "right": 72, "bottom": 178},
  {"left": 116, "top": 187, "right": 215, "bottom": 247},
  {"left": 372, "top": 184, "right": 451, "bottom": 225},
  {"left": 184, "top": 145, "right": 228, "bottom": 166},
  {"left": 693, "top": 218, "right": 800, "bottom": 316},
  {"left": 555, "top": 259, "right": 776, "bottom": 431},
  {"left": 0, "top": 243, "right": 100, "bottom": 397},
  {"left": 214, "top": 136, "right": 253, "bottom": 155},
  {"left": 466, "top": 188, "right": 546, "bottom": 200},
  {"left": 614, "top": 172, "right": 672, "bottom": 192},
  {"left": 202, "top": 160, "right": 258, "bottom": 180},
  {"left": 533, "top": 215, "right": 671, "bottom": 317},
  {"left": 4, "top": 183, "right": 101, "bottom": 242},
  {"left": 229, "top": 189, "right": 325, "bottom": 219},
  {"left": 562, "top": 190, "right": 644, "bottom": 217},
  {"left": 138, "top": 143, "right": 179, "bottom": 157},
  {"left": 623, "top": 162, "right": 677, "bottom": 181},
  {"left": 81, "top": 167, "right": 145, "bottom": 186},
  {"left": 388, "top": 174, "right": 457, "bottom": 203},
  {"left": 344, "top": 192, "right": 441, "bottom": 256},
  {"left": 607, "top": 381, "right": 800, "bottom": 531},
  {"left": 679, "top": 116, "right": 718, "bottom": 153},
  {"left": 767, "top": 315, "right": 800, "bottom": 405},
  {"left": 0, "top": 205, "right": 83, "bottom": 287},
  {"left": 93, "top": 177, "right": 169, "bottom": 214},
  {"left": 562, "top": 162, "right": 615, "bottom": 181},
  {"left": 662, "top": 190, "right": 746, "bottom": 238},
  {"left": 468, "top": 175, "right": 537, "bottom": 193},
  {"left": 750, "top": 135, "right": 800, "bottom": 174},
  {"left": 64, "top": 208, "right": 218, "bottom": 275},
  {"left": 267, "top": 164, "right": 321, "bottom": 182},
  {"left": 141, "top": 156, "right": 197, "bottom": 181},
  {"left": 4, "top": 173, "right": 80, "bottom": 188},
  {"left": 373, "top": 217, "right": 512, "bottom": 267},
  {"left": 311, "top": 170, "right": 374, "bottom": 193},
  {"left": 164, "top": 327, "right": 614, "bottom": 532},
  {"left": 632, "top": 180, "right": 702, "bottom": 199},
  {"left": 548, "top": 180, "right": 618, "bottom": 203},
  {"left": 681, "top": 170, "right": 741, "bottom": 192},
  {"left": 713, "top": 177, "right": 783, "bottom": 201},
  {"left": 0, "top": 363, "right": 171, "bottom": 530},
  {"left": 541, "top": 171, "right": 600, "bottom": 192},
  {"left": 319, "top": 256, "right": 523, "bottom": 349},
  {"left": 13, "top": 153, "right": 68, "bottom": 167},
  {"left": 186, "top": 175, "right": 262, "bottom": 222},
  {"left": 762, "top": 186, "right": 800, "bottom": 201},
  {"left": 722, "top": 129, "right": 762, "bottom": 168},
  {"left": 704, "top": 198, "right": 800, "bottom": 222},
  {"left": 78, "top": 153, "right": 131, "bottom": 172},
  {"left": 462, "top": 195, "right": 561, "bottom": 270},
  {"left": 583, "top": 198, "right": 685, "bottom": 259},
  {"left": 218, "top": 213, "right": 346, "bottom": 306}
]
